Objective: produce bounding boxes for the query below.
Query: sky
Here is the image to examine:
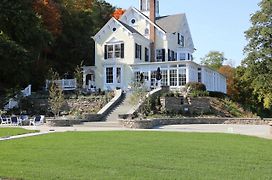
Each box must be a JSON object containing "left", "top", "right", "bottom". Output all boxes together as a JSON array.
[{"left": 105, "top": 0, "right": 261, "bottom": 66}]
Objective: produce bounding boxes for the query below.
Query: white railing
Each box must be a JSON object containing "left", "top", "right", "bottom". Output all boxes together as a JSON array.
[
  {"left": 4, "top": 84, "right": 31, "bottom": 110},
  {"left": 46, "top": 79, "right": 77, "bottom": 91},
  {"left": 22, "top": 85, "right": 31, "bottom": 97}
]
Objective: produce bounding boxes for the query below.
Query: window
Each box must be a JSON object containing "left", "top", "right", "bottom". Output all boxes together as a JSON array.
[
  {"left": 144, "top": 28, "right": 149, "bottom": 36},
  {"left": 104, "top": 43, "right": 124, "bottom": 59},
  {"left": 188, "top": 53, "right": 191, "bottom": 60},
  {"left": 179, "top": 53, "right": 186, "bottom": 60},
  {"left": 115, "top": 44, "right": 121, "bottom": 58},
  {"left": 198, "top": 68, "right": 202, "bottom": 83},
  {"left": 135, "top": 72, "right": 141, "bottom": 82},
  {"left": 161, "top": 70, "right": 168, "bottom": 86},
  {"left": 179, "top": 34, "right": 185, "bottom": 47},
  {"left": 156, "top": 49, "right": 165, "bottom": 62},
  {"left": 106, "top": 67, "right": 113, "bottom": 84},
  {"left": 145, "top": 47, "right": 149, "bottom": 62},
  {"left": 135, "top": 43, "right": 142, "bottom": 60},
  {"left": 170, "top": 69, "right": 177, "bottom": 86},
  {"left": 107, "top": 45, "right": 113, "bottom": 59},
  {"left": 131, "top": 19, "right": 136, "bottom": 24},
  {"left": 178, "top": 69, "right": 186, "bottom": 86}
]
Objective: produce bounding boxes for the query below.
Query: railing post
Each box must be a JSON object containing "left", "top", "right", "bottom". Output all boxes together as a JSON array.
[{"left": 62, "top": 79, "right": 65, "bottom": 90}]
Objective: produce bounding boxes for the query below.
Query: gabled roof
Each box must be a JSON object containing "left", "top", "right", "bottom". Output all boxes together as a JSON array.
[
  {"left": 119, "top": 7, "right": 166, "bottom": 34},
  {"left": 117, "top": 20, "right": 141, "bottom": 35},
  {"left": 93, "top": 17, "right": 149, "bottom": 43},
  {"left": 156, "top": 14, "right": 186, "bottom": 33}
]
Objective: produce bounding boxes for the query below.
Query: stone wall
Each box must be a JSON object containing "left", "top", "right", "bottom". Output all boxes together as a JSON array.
[
  {"left": 46, "top": 118, "right": 81, "bottom": 127},
  {"left": 120, "top": 117, "right": 271, "bottom": 129},
  {"left": 160, "top": 96, "right": 211, "bottom": 114},
  {"left": 46, "top": 90, "right": 124, "bottom": 126}
]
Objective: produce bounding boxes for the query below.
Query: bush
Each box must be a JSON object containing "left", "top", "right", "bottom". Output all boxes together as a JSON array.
[
  {"left": 185, "top": 82, "right": 206, "bottom": 92},
  {"left": 189, "top": 90, "right": 209, "bottom": 97}
]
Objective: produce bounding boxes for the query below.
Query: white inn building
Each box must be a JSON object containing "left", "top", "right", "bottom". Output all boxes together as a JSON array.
[{"left": 83, "top": 0, "right": 226, "bottom": 93}]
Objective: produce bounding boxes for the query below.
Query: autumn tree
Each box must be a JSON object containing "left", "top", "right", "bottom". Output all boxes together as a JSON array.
[
  {"left": 33, "top": 0, "right": 62, "bottom": 37},
  {"left": 218, "top": 65, "right": 237, "bottom": 97},
  {"left": 113, "top": 8, "right": 126, "bottom": 19},
  {"left": 242, "top": 0, "right": 272, "bottom": 109},
  {"left": 201, "top": 51, "right": 226, "bottom": 70}
]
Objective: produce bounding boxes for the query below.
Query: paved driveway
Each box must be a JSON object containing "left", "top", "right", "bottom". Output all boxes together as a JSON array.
[{"left": 153, "top": 124, "right": 272, "bottom": 139}]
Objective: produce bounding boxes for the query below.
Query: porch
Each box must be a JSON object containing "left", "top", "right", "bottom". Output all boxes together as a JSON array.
[{"left": 45, "top": 79, "right": 77, "bottom": 91}]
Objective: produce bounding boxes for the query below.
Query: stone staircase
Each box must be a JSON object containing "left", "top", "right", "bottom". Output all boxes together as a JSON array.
[{"left": 74, "top": 92, "right": 135, "bottom": 128}]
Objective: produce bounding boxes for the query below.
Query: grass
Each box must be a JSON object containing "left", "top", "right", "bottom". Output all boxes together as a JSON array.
[
  {"left": 0, "top": 127, "right": 38, "bottom": 138},
  {"left": 0, "top": 131, "right": 271, "bottom": 179}
]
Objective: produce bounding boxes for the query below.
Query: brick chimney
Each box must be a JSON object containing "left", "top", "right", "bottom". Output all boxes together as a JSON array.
[{"left": 150, "top": 0, "right": 156, "bottom": 62}]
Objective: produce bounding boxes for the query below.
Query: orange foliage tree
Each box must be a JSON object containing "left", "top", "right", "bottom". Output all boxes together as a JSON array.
[
  {"left": 33, "top": 0, "right": 62, "bottom": 37},
  {"left": 112, "top": 8, "right": 126, "bottom": 19},
  {"left": 218, "top": 65, "right": 238, "bottom": 97}
]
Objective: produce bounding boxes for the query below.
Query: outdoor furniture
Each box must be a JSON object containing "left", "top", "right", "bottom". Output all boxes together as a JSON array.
[
  {"left": 19, "top": 115, "right": 29, "bottom": 125},
  {"left": 29, "top": 115, "right": 45, "bottom": 126},
  {"left": 0, "top": 115, "right": 11, "bottom": 125},
  {"left": 10, "top": 116, "right": 22, "bottom": 126}
]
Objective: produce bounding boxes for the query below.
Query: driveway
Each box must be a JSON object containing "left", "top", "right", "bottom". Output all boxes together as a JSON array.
[{"left": 153, "top": 124, "right": 272, "bottom": 139}]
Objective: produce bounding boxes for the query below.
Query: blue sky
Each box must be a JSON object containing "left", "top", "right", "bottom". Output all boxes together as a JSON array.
[{"left": 105, "top": 0, "right": 261, "bottom": 66}]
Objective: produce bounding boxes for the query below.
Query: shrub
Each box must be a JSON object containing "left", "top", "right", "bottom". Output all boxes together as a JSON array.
[
  {"left": 185, "top": 82, "right": 206, "bottom": 92},
  {"left": 189, "top": 90, "right": 209, "bottom": 97}
]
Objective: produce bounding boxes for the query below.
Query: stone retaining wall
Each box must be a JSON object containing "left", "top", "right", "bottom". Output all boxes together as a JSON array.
[
  {"left": 47, "top": 90, "right": 124, "bottom": 126},
  {"left": 46, "top": 118, "right": 81, "bottom": 127},
  {"left": 120, "top": 117, "right": 271, "bottom": 129}
]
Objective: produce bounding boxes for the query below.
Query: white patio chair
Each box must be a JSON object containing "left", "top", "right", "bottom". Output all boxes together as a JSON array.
[
  {"left": 10, "top": 116, "right": 22, "bottom": 126},
  {"left": 0, "top": 115, "right": 11, "bottom": 125},
  {"left": 29, "top": 115, "right": 45, "bottom": 126}
]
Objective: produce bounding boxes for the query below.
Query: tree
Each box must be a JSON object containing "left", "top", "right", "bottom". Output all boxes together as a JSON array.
[
  {"left": 48, "top": 69, "right": 65, "bottom": 117},
  {"left": 201, "top": 51, "right": 226, "bottom": 70},
  {"left": 112, "top": 8, "right": 126, "bottom": 19},
  {"left": 33, "top": 0, "right": 62, "bottom": 37},
  {"left": 218, "top": 65, "right": 237, "bottom": 97},
  {"left": 74, "top": 62, "right": 83, "bottom": 89},
  {"left": 242, "top": 0, "right": 272, "bottom": 109}
]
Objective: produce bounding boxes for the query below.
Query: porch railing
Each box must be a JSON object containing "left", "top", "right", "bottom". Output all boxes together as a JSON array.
[
  {"left": 4, "top": 84, "right": 32, "bottom": 110},
  {"left": 46, "top": 79, "right": 77, "bottom": 91}
]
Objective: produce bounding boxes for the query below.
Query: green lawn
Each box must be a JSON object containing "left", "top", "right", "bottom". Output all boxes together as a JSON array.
[
  {"left": 0, "top": 127, "right": 38, "bottom": 138},
  {"left": 0, "top": 131, "right": 271, "bottom": 179}
]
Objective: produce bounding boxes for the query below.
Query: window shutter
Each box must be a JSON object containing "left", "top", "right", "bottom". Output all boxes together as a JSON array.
[
  {"left": 162, "top": 49, "right": 165, "bottom": 62},
  {"left": 135, "top": 43, "right": 137, "bottom": 58},
  {"left": 140, "top": 45, "right": 142, "bottom": 60},
  {"left": 178, "top": 33, "right": 180, "bottom": 45},
  {"left": 145, "top": 47, "right": 148, "bottom": 62},
  {"left": 104, "top": 45, "right": 107, "bottom": 59},
  {"left": 121, "top": 43, "right": 124, "bottom": 58}
]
